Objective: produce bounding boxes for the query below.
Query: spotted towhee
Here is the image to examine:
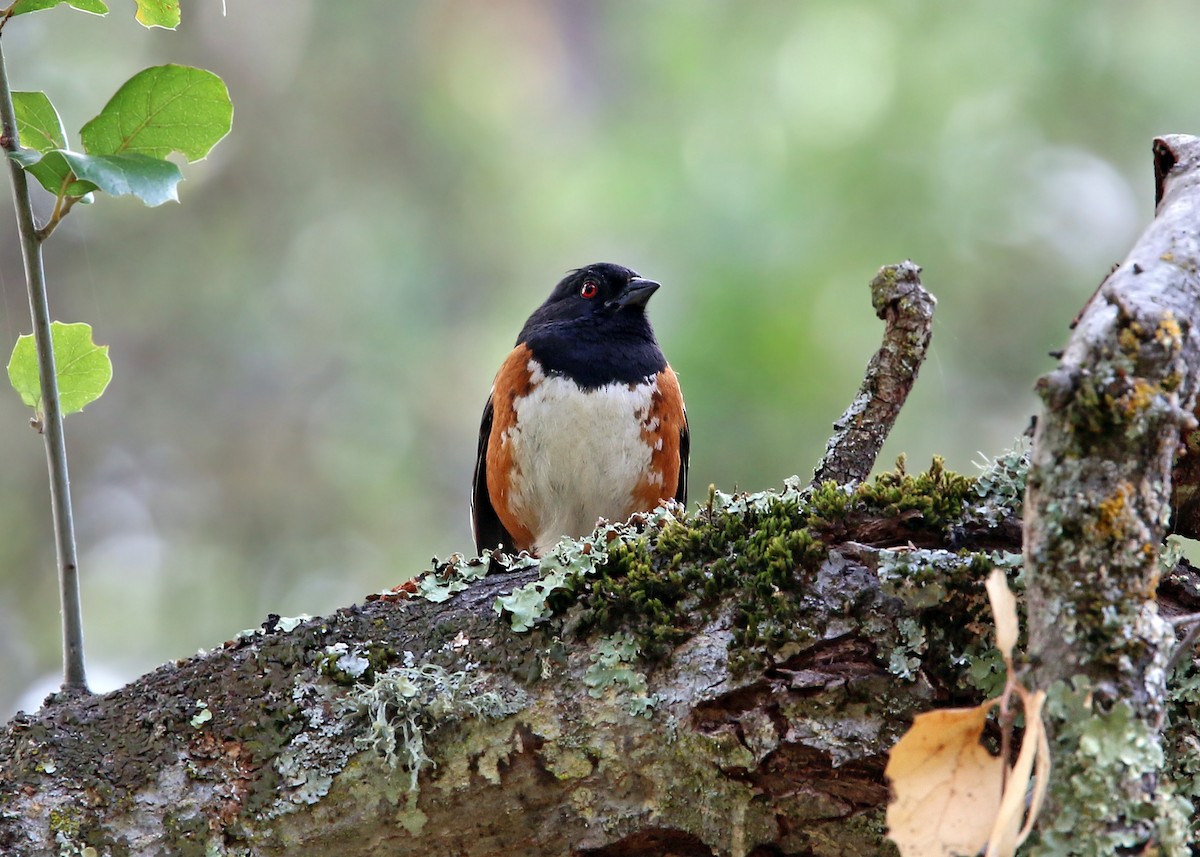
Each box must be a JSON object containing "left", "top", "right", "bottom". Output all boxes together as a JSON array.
[{"left": 472, "top": 263, "right": 689, "bottom": 556}]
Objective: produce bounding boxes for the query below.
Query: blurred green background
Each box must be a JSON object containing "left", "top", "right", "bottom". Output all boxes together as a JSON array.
[{"left": 0, "top": 1, "right": 1192, "bottom": 716}]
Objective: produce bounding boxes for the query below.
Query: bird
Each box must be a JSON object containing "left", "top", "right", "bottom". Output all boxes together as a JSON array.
[{"left": 472, "top": 263, "right": 689, "bottom": 557}]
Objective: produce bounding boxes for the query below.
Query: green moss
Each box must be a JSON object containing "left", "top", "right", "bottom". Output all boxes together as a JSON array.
[
  {"left": 236, "top": 691, "right": 306, "bottom": 818},
  {"left": 578, "top": 488, "right": 827, "bottom": 668},
  {"left": 850, "top": 454, "right": 975, "bottom": 530},
  {"left": 48, "top": 806, "right": 90, "bottom": 856},
  {"left": 48, "top": 806, "right": 81, "bottom": 839},
  {"left": 162, "top": 810, "right": 210, "bottom": 857},
  {"left": 482, "top": 455, "right": 1023, "bottom": 727},
  {"left": 807, "top": 809, "right": 897, "bottom": 857},
  {"left": 492, "top": 457, "right": 985, "bottom": 673}
]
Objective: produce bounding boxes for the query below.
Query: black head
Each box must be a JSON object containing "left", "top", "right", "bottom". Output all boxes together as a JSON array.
[
  {"left": 516, "top": 263, "right": 668, "bottom": 388},
  {"left": 525, "top": 263, "right": 660, "bottom": 327}
]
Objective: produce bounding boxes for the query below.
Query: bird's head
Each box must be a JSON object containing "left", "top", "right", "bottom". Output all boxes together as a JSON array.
[
  {"left": 516, "top": 262, "right": 668, "bottom": 387},
  {"left": 534, "top": 263, "right": 661, "bottom": 326}
]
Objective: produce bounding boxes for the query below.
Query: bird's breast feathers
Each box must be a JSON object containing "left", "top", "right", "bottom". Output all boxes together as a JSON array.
[{"left": 487, "top": 346, "right": 683, "bottom": 555}]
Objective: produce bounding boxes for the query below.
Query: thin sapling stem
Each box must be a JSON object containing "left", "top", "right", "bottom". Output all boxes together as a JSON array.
[{"left": 0, "top": 36, "right": 88, "bottom": 694}]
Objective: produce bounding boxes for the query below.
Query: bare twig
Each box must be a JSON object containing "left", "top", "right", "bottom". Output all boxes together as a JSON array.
[
  {"left": 1166, "top": 622, "right": 1200, "bottom": 675},
  {"left": 811, "top": 260, "right": 935, "bottom": 487}
]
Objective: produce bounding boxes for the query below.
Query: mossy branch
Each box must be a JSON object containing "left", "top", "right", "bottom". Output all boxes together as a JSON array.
[
  {"left": 1024, "top": 134, "right": 1200, "bottom": 852},
  {"left": 5, "top": 138, "right": 1200, "bottom": 855},
  {"left": 0, "top": 457, "right": 1036, "bottom": 856}
]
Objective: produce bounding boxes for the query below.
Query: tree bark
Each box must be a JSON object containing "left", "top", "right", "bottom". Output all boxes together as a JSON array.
[
  {"left": 4, "top": 137, "right": 1200, "bottom": 857},
  {"left": 0, "top": 482, "right": 1034, "bottom": 857},
  {"left": 811, "top": 260, "right": 935, "bottom": 488},
  {"left": 1024, "top": 134, "right": 1200, "bottom": 852}
]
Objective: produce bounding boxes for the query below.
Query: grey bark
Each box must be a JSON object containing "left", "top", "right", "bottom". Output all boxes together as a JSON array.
[
  {"left": 811, "top": 261, "right": 936, "bottom": 488},
  {"left": 1024, "top": 134, "right": 1200, "bottom": 852}
]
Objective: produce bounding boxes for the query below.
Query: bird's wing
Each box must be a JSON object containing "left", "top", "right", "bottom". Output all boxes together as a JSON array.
[
  {"left": 471, "top": 394, "right": 514, "bottom": 554},
  {"left": 675, "top": 408, "right": 690, "bottom": 506}
]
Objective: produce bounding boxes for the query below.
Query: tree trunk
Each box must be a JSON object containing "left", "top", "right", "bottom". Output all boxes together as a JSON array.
[
  {"left": 4, "top": 136, "right": 1200, "bottom": 857},
  {"left": 1024, "top": 133, "right": 1200, "bottom": 852}
]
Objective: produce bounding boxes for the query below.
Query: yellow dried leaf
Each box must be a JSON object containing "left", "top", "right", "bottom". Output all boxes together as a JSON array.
[
  {"left": 886, "top": 701, "right": 1003, "bottom": 856},
  {"left": 986, "top": 689, "right": 1049, "bottom": 856},
  {"left": 985, "top": 568, "right": 1019, "bottom": 663},
  {"left": 1025, "top": 700, "right": 1051, "bottom": 842}
]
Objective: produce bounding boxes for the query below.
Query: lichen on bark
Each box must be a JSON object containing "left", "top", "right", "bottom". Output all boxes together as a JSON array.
[
  {"left": 1022, "top": 135, "right": 1200, "bottom": 854},
  {"left": 1, "top": 454, "right": 1036, "bottom": 857}
]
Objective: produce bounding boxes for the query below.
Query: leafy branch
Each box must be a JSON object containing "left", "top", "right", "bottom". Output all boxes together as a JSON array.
[{"left": 0, "top": 0, "right": 230, "bottom": 696}]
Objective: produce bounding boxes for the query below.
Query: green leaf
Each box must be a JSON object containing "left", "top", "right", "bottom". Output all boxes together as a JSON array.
[
  {"left": 80, "top": 65, "right": 232, "bottom": 161},
  {"left": 7, "top": 322, "right": 113, "bottom": 418},
  {"left": 8, "top": 0, "right": 108, "bottom": 16},
  {"left": 12, "top": 91, "right": 66, "bottom": 153},
  {"left": 60, "top": 150, "right": 180, "bottom": 206},
  {"left": 8, "top": 148, "right": 76, "bottom": 197},
  {"left": 10, "top": 149, "right": 179, "bottom": 206},
  {"left": 134, "top": 0, "right": 179, "bottom": 29}
]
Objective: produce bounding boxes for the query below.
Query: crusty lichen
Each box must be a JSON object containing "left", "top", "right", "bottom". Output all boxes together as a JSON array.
[
  {"left": 1031, "top": 677, "right": 1193, "bottom": 855},
  {"left": 1022, "top": 278, "right": 1198, "bottom": 852},
  {"left": 350, "top": 659, "right": 528, "bottom": 794},
  {"left": 1057, "top": 309, "right": 1184, "bottom": 454}
]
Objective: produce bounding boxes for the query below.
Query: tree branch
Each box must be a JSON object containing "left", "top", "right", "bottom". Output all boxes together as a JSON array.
[
  {"left": 1024, "top": 134, "right": 1200, "bottom": 850},
  {"left": 0, "top": 465, "right": 1030, "bottom": 856},
  {"left": 811, "top": 261, "right": 936, "bottom": 487}
]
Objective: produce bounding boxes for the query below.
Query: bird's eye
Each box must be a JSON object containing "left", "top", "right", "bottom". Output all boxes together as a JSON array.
[{"left": 580, "top": 280, "right": 599, "bottom": 299}]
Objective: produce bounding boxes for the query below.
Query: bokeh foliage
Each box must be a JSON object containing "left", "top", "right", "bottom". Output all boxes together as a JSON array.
[{"left": 1, "top": 0, "right": 1196, "bottom": 715}]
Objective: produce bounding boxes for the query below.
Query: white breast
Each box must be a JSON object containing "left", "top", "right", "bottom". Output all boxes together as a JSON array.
[{"left": 503, "top": 368, "right": 656, "bottom": 554}]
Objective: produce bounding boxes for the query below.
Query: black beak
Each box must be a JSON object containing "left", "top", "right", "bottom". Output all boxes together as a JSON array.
[{"left": 609, "top": 277, "right": 661, "bottom": 309}]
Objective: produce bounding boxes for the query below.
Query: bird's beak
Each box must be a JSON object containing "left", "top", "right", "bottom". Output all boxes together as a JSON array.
[{"left": 609, "top": 277, "right": 661, "bottom": 309}]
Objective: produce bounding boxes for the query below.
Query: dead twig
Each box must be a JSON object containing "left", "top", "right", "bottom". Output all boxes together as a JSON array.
[{"left": 811, "top": 260, "right": 936, "bottom": 487}]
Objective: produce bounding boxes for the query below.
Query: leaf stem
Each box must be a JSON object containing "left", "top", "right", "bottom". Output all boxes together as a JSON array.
[
  {"left": 0, "top": 35, "right": 88, "bottom": 694},
  {"left": 38, "top": 184, "right": 78, "bottom": 242}
]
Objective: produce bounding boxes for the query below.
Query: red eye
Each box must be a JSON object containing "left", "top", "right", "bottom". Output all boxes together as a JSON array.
[{"left": 580, "top": 280, "right": 599, "bottom": 299}]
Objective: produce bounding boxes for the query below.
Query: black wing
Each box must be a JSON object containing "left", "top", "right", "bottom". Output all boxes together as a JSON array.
[
  {"left": 471, "top": 395, "right": 515, "bottom": 554},
  {"left": 674, "top": 410, "right": 690, "bottom": 506}
]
